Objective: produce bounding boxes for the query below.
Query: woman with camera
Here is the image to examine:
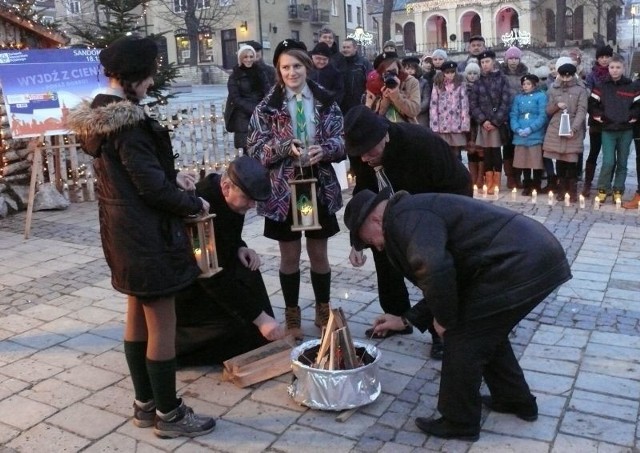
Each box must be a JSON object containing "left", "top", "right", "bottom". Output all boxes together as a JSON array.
[{"left": 365, "top": 52, "right": 420, "bottom": 123}]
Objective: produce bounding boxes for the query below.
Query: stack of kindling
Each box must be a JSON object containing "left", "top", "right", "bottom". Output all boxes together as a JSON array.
[{"left": 314, "top": 307, "right": 360, "bottom": 370}]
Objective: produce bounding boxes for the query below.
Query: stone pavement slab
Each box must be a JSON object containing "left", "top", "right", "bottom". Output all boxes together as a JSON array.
[{"left": 1, "top": 164, "right": 639, "bottom": 451}]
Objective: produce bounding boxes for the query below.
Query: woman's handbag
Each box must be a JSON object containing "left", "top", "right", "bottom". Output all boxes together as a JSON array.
[{"left": 224, "top": 98, "right": 237, "bottom": 133}]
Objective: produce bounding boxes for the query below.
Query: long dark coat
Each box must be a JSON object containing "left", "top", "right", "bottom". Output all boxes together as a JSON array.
[
  {"left": 381, "top": 192, "right": 572, "bottom": 330},
  {"left": 226, "top": 64, "right": 269, "bottom": 133},
  {"left": 353, "top": 121, "right": 472, "bottom": 196},
  {"left": 67, "top": 94, "right": 202, "bottom": 297}
]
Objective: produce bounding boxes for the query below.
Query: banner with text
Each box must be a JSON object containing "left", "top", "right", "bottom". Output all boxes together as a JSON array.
[{"left": 0, "top": 49, "right": 109, "bottom": 138}]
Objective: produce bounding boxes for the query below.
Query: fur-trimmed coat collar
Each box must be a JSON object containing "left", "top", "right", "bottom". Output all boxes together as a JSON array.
[{"left": 66, "top": 94, "right": 147, "bottom": 157}]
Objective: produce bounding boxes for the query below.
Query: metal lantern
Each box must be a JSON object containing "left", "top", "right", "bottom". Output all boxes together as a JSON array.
[
  {"left": 289, "top": 177, "right": 322, "bottom": 231},
  {"left": 185, "top": 213, "right": 222, "bottom": 278}
]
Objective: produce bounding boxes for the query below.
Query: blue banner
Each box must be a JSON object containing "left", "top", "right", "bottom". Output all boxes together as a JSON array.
[{"left": 0, "top": 48, "right": 109, "bottom": 138}]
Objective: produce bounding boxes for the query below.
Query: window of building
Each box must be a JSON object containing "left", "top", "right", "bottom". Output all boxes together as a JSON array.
[
  {"left": 331, "top": 0, "right": 338, "bottom": 16},
  {"left": 291, "top": 30, "right": 300, "bottom": 41},
  {"left": 357, "top": 7, "right": 362, "bottom": 25},
  {"left": 174, "top": 0, "right": 211, "bottom": 13},
  {"left": 67, "top": 0, "right": 80, "bottom": 14},
  {"left": 175, "top": 32, "right": 190, "bottom": 65},
  {"left": 565, "top": 8, "right": 574, "bottom": 40},
  {"left": 347, "top": 5, "right": 352, "bottom": 23},
  {"left": 198, "top": 27, "right": 214, "bottom": 63}
]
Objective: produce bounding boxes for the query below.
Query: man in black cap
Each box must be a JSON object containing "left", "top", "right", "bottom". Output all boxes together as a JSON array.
[
  {"left": 457, "top": 35, "right": 486, "bottom": 73},
  {"left": 344, "top": 188, "right": 572, "bottom": 441},
  {"left": 175, "top": 156, "right": 285, "bottom": 365},
  {"left": 343, "top": 105, "right": 471, "bottom": 358},
  {"left": 246, "top": 39, "right": 276, "bottom": 88},
  {"left": 309, "top": 42, "right": 344, "bottom": 103}
]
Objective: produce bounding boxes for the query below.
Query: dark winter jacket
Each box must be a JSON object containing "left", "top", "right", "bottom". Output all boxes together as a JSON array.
[
  {"left": 353, "top": 121, "right": 472, "bottom": 196},
  {"left": 226, "top": 64, "right": 269, "bottom": 133},
  {"left": 256, "top": 60, "right": 276, "bottom": 89},
  {"left": 66, "top": 94, "right": 202, "bottom": 297},
  {"left": 309, "top": 63, "right": 345, "bottom": 104},
  {"left": 585, "top": 64, "right": 610, "bottom": 91},
  {"left": 339, "top": 53, "right": 372, "bottom": 113},
  {"left": 588, "top": 76, "right": 640, "bottom": 131},
  {"left": 247, "top": 79, "right": 345, "bottom": 222},
  {"left": 417, "top": 70, "right": 435, "bottom": 128},
  {"left": 382, "top": 191, "right": 572, "bottom": 331},
  {"left": 500, "top": 61, "right": 529, "bottom": 97},
  {"left": 469, "top": 70, "right": 512, "bottom": 127}
]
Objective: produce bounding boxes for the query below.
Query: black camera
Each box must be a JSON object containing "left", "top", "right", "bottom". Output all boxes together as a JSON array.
[{"left": 383, "top": 71, "right": 398, "bottom": 89}]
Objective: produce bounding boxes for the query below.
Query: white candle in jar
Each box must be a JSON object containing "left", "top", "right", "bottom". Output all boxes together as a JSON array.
[
  {"left": 594, "top": 197, "right": 600, "bottom": 210},
  {"left": 579, "top": 194, "right": 585, "bottom": 209},
  {"left": 511, "top": 187, "right": 517, "bottom": 201},
  {"left": 548, "top": 191, "right": 554, "bottom": 205},
  {"left": 473, "top": 184, "right": 478, "bottom": 197},
  {"left": 615, "top": 197, "right": 622, "bottom": 209},
  {"left": 564, "top": 192, "right": 570, "bottom": 206},
  {"left": 482, "top": 184, "right": 488, "bottom": 198},
  {"left": 531, "top": 189, "right": 537, "bottom": 203}
]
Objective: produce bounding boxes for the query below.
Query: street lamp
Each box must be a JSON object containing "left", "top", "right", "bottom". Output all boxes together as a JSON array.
[{"left": 347, "top": 24, "right": 374, "bottom": 56}]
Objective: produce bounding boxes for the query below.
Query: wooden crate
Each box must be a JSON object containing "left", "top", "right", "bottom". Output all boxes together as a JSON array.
[{"left": 222, "top": 336, "right": 296, "bottom": 388}]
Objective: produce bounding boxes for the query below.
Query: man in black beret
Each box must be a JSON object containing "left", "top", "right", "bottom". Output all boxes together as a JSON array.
[
  {"left": 343, "top": 188, "right": 571, "bottom": 441},
  {"left": 246, "top": 40, "right": 276, "bottom": 88},
  {"left": 343, "top": 105, "right": 472, "bottom": 359},
  {"left": 175, "top": 156, "right": 284, "bottom": 366}
]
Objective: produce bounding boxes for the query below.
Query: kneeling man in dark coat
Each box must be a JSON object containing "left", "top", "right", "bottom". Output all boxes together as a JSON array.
[
  {"left": 344, "top": 188, "right": 572, "bottom": 441},
  {"left": 176, "top": 156, "right": 284, "bottom": 366}
]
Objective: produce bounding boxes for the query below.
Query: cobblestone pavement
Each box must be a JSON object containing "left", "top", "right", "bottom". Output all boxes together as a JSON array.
[{"left": 1, "top": 118, "right": 640, "bottom": 450}]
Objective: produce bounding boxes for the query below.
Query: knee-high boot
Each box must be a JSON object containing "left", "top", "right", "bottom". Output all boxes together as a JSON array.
[{"left": 476, "top": 160, "right": 485, "bottom": 187}]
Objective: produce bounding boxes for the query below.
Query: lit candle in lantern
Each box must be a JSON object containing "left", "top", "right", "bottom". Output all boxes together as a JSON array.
[
  {"left": 531, "top": 189, "right": 537, "bottom": 204},
  {"left": 482, "top": 184, "right": 488, "bottom": 198},
  {"left": 298, "top": 196, "right": 314, "bottom": 226},
  {"left": 579, "top": 194, "right": 585, "bottom": 209},
  {"left": 564, "top": 192, "right": 570, "bottom": 206},
  {"left": 511, "top": 187, "right": 517, "bottom": 201}
]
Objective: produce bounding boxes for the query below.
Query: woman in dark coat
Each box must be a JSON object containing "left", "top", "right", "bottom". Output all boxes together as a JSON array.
[
  {"left": 66, "top": 35, "right": 215, "bottom": 439},
  {"left": 226, "top": 44, "right": 269, "bottom": 151}
]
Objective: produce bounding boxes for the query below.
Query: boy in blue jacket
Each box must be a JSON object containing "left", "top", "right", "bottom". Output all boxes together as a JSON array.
[{"left": 588, "top": 54, "right": 640, "bottom": 203}]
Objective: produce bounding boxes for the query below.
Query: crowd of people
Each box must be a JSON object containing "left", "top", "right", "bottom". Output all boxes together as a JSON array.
[{"left": 67, "top": 31, "right": 637, "bottom": 442}]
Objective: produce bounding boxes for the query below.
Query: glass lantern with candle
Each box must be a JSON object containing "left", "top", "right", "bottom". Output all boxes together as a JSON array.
[
  {"left": 289, "top": 177, "right": 322, "bottom": 231},
  {"left": 185, "top": 213, "right": 222, "bottom": 278}
]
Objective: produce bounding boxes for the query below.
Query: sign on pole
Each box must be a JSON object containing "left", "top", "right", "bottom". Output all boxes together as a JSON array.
[{"left": 0, "top": 48, "right": 109, "bottom": 138}]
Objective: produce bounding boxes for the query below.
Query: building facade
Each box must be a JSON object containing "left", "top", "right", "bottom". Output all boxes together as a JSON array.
[{"left": 369, "top": 0, "right": 623, "bottom": 55}]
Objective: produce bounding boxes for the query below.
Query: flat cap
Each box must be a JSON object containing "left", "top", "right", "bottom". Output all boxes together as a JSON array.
[
  {"left": 227, "top": 156, "right": 271, "bottom": 201},
  {"left": 343, "top": 105, "right": 390, "bottom": 156},
  {"left": 100, "top": 35, "right": 158, "bottom": 79},
  {"left": 344, "top": 187, "right": 393, "bottom": 250}
]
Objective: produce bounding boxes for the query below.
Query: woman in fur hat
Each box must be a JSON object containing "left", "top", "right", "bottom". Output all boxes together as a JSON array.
[
  {"left": 66, "top": 35, "right": 215, "bottom": 439},
  {"left": 247, "top": 39, "right": 345, "bottom": 340}
]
